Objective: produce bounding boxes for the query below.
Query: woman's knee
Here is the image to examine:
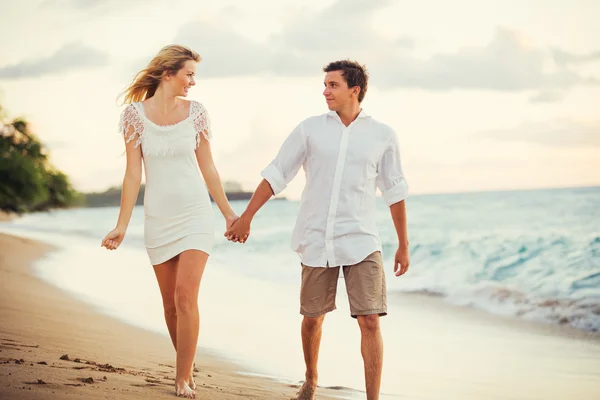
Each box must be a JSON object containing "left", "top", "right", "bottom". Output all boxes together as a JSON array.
[
  {"left": 174, "top": 286, "right": 197, "bottom": 314},
  {"left": 163, "top": 301, "right": 177, "bottom": 318}
]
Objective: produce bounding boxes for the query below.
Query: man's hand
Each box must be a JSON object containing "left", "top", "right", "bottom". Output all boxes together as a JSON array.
[
  {"left": 225, "top": 215, "right": 251, "bottom": 243},
  {"left": 225, "top": 213, "right": 239, "bottom": 230},
  {"left": 394, "top": 245, "right": 410, "bottom": 276}
]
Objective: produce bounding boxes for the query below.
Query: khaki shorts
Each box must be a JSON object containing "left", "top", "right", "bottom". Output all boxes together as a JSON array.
[{"left": 300, "top": 251, "right": 387, "bottom": 318}]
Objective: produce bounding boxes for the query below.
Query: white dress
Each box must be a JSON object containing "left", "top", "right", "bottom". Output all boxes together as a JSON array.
[{"left": 118, "top": 100, "right": 214, "bottom": 265}]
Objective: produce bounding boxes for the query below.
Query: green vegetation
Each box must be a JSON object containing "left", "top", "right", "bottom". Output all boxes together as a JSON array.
[{"left": 0, "top": 104, "right": 84, "bottom": 214}]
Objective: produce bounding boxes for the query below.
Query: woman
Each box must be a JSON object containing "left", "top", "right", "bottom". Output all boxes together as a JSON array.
[{"left": 101, "top": 44, "right": 238, "bottom": 398}]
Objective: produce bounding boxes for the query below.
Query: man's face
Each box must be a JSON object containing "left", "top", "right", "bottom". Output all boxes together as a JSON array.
[{"left": 323, "top": 70, "right": 355, "bottom": 111}]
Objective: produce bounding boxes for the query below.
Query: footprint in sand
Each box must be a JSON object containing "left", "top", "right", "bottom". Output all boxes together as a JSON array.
[{"left": 24, "top": 379, "right": 47, "bottom": 385}]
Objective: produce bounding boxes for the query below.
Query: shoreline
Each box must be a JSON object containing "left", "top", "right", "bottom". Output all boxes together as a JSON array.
[
  {"left": 1, "top": 226, "right": 600, "bottom": 399},
  {"left": 391, "top": 290, "right": 600, "bottom": 342},
  {"left": 0, "top": 211, "right": 17, "bottom": 222},
  {"left": 0, "top": 233, "right": 348, "bottom": 399}
]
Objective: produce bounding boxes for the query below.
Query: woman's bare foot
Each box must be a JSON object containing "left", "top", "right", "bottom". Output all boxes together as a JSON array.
[
  {"left": 187, "top": 365, "right": 196, "bottom": 391},
  {"left": 175, "top": 381, "right": 195, "bottom": 398},
  {"left": 295, "top": 380, "right": 317, "bottom": 400}
]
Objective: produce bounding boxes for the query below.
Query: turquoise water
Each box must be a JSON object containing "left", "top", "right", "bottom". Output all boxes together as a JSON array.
[
  {"left": 6, "top": 186, "right": 600, "bottom": 331},
  {"left": 2, "top": 186, "right": 599, "bottom": 398}
]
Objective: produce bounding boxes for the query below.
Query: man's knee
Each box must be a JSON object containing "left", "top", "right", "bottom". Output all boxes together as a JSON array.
[
  {"left": 357, "top": 314, "right": 380, "bottom": 333},
  {"left": 303, "top": 315, "right": 325, "bottom": 332}
]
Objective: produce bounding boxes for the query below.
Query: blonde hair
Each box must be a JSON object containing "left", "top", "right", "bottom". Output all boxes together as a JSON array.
[{"left": 120, "top": 45, "right": 201, "bottom": 104}]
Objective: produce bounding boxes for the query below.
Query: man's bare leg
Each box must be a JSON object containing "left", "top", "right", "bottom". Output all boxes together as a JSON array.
[
  {"left": 296, "top": 315, "right": 325, "bottom": 400},
  {"left": 357, "top": 314, "right": 383, "bottom": 400}
]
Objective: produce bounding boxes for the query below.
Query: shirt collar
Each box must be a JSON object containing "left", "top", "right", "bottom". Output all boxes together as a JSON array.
[{"left": 327, "top": 108, "right": 370, "bottom": 120}]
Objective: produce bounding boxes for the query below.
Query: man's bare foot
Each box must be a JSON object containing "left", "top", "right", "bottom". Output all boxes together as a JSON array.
[
  {"left": 295, "top": 380, "right": 317, "bottom": 400},
  {"left": 175, "top": 381, "right": 195, "bottom": 398}
]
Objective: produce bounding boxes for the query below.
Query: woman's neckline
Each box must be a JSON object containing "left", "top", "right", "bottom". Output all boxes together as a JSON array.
[{"left": 137, "top": 100, "right": 193, "bottom": 129}]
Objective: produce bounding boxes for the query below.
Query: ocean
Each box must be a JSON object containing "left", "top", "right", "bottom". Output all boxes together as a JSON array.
[{"left": 2, "top": 185, "right": 599, "bottom": 398}]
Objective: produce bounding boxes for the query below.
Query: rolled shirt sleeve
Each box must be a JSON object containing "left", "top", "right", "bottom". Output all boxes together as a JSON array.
[
  {"left": 376, "top": 131, "right": 409, "bottom": 206},
  {"left": 261, "top": 122, "right": 307, "bottom": 196}
]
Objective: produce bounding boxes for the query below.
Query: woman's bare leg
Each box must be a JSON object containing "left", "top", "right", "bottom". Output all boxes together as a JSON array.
[
  {"left": 153, "top": 254, "right": 197, "bottom": 393},
  {"left": 153, "top": 256, "right": 179, "bottom": 347},
  {"left": 173, "top": 249, "right": 208, "bottom": 398}
]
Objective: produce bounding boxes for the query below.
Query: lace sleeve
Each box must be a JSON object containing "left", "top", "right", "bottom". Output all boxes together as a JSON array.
[
  {"left": 191, "top": 101, "right": 212, "bottom": 148},
  {"left": 118, "top": 104, "right": 144, "bottom": 149}
]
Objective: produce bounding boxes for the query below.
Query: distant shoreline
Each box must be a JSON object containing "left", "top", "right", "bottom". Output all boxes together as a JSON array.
[{"left": 80, "top": 185, "right": 286, "bottom": 208}]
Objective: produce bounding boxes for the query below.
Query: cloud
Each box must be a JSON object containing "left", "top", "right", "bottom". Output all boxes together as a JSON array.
[
  {"left": 39, "top": 0, "right": 153, "bottom": 12},
  {"left": 271, "top": 0, "right": 401, "bottom": 55},
  {"left": 479, "top": 119, "right": 600, "bottom": 148},
  {"left": 530, "top": 90, "right": 568, "bottom": 103},
  {"left": 375, "top": 28, "right": 599, "bottom": 101},
  {"left": 0, "top": 42, "right": 109, "bottom": 79},
  {"left": 377, "top": 29, "right": 545, "bottom": 91},
  {"left": 172, "top": 0, "right": 597, "bottom": 100},
  {"left": 173, "top": 0, "right": 411, "bottom": 78},
  {"left": 40, "top": 0, "right": 114, "bottom": 10},
  {"left": 552, "top": 49, "right": 600, "bottom": 68},
  {"left": 174, "top": 22, "right": 277, "bottom": 78}
]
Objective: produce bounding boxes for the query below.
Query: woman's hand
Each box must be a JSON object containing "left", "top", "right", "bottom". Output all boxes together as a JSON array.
[
  {"left": 101, "top": 227, "right": 126, "bottom": 250},
  {"left": 225, "top": 214, "right": 251, "bottom": 243},
  {"left": 225, "top": 213, "right": 239, "bottom": 230}
]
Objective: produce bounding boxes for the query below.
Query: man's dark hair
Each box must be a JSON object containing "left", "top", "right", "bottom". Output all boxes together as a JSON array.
[{"left": 323, "top": 60, "right": 369, "bottom": 103}]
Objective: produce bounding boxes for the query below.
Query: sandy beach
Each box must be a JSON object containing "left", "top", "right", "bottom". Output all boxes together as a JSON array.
[
  {"left": 0, "top": 233, "right": 349, "bottom": 400},
  {"left": 1, "top": 228, "right": 600, "bottom": 400}
]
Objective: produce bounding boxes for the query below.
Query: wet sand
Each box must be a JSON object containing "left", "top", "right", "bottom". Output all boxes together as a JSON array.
[{"left": 0, "top": 233, "right": 349, "bottom": 399}]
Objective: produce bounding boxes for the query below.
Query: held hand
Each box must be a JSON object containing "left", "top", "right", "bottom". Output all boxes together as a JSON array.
[
  {"left": 101, "top": 227, "right": 126, "bottom": 250},
  {"left": 225, "top": 213, "right": 239, "bottom": 230},
  {"left": 394, "top": 245, "right": 410, "bottom": 277},
  {"left": 224, "top": 215, "right": 250, "bottom": 243}
]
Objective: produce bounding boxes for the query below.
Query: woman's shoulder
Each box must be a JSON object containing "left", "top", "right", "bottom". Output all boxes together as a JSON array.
[
  {"left": 188, "top": 100, "right": 210, "bottom": 119},
  {"left": 121, "top": 102, "right": 142, "bottom": 116},
  {"left": 187, "top": 99, "right": 208, "bottom": 108}
]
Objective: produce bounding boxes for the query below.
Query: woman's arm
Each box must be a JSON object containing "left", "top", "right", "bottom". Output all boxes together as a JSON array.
[
  {"left": 101, "top": 125, "right": 142, "bottom": 250},
  {"left": 116, "top": 126, "right": 143, "bottom": 229},
  {"left": 195, "top": 137, "right": 237, "bottom": 226}
]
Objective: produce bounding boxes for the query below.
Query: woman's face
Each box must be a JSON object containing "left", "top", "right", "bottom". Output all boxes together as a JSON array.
[{"left": 168, "top": 60, "right": 197, "bottom": 97}]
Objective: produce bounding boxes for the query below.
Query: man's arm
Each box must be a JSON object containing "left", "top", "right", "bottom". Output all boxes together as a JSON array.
[
  {"left": 225, "top": 121, "right": 307, "bottom": 243},
  {"left": 225, "top": 179, "right": 273, "bottom": 243},
  {"left": 376, "top": 130, "right": 410, "bottom": 275},
  {"left": 390, "top": 200, "right": 410, "bottom": 276}
]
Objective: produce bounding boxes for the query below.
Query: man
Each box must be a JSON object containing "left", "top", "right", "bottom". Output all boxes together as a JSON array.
[{"left": 225, "top": 60, "right": 410, "bottom": 400}]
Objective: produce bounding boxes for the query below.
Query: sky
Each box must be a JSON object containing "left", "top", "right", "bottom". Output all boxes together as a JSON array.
[{"left": 1, "top": 0, "right": 599, "bottom": 199}]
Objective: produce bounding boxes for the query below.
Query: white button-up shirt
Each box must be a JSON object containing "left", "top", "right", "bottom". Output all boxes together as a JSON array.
[{"left": 261, "top": 110, "right": 408, "bottom": 267}]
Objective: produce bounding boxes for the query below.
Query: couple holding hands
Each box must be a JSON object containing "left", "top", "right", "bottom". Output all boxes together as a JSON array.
[{"left": 102, "top": 44, "right": 410, "bottom": 400}]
